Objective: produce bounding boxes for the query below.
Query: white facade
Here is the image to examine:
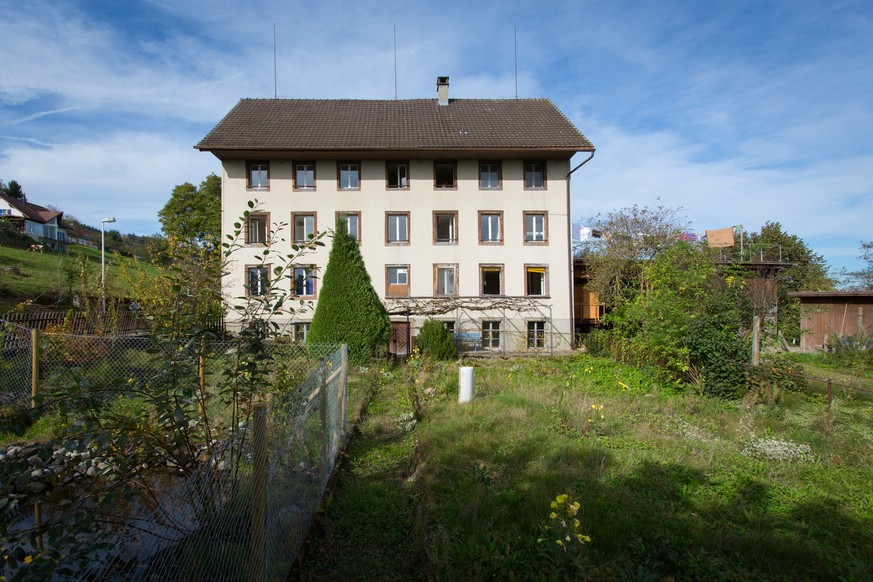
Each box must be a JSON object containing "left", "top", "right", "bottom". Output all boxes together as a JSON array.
[{"left": 220, "top": 157, "right": 576, "bottom": 351}]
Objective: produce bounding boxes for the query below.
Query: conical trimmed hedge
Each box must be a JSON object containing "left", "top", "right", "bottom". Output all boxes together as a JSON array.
[{"left": 307, "top": 219, "right": 390, "bottom": 365}]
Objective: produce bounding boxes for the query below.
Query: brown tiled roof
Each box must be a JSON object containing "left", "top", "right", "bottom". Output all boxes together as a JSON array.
[
  {"left": 0, "top": 193, "right": 62, "bottom": 225},
  {"left": 195, "top": 98, "right": 593, "bottom": 154}
]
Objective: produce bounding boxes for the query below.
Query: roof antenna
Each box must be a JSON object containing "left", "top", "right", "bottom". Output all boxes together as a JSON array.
[
  {"left": 393, "top": 24, "right": 398, "bottom": 100},
  {"left": 273, "top": 22, "right": 278, "bottom": 98},
  {"left": 514, "top": 26, "right": 518, "bottom": 99}
]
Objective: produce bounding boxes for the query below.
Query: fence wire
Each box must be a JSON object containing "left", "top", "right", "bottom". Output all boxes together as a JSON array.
[
  {"left": 1, "top": 328, "right": 347, "bottom": 581},
  {"left": 0, "top": 321, "right": 33, "bottom": 409}
]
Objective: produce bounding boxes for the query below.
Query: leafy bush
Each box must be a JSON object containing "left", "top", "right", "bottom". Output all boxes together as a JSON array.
[
  {"left": 307, "top": 218, "right": 391, "bottom": 366},
  {"left": 685, "top": 313, "right": 748, "bottom": 398},
  {"left": 416, "top": 319, "right": 456, "bottom": 361},
  {"left": 826, "top": 332, "right": 873, "bottom": 373}
]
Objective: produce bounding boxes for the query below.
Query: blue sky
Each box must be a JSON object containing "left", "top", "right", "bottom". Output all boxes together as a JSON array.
[{"left": 1, "top": 0, "right": 871, "bottom": 276}]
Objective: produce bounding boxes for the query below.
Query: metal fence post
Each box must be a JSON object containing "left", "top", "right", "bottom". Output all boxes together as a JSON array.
[
  {"left": 250, "top": 402, "right": 268, "bottom": 582},
  {"left": 319, "top": 359, "right": 329, "bottom": 472},
  {"left": 31, "top": 328, "right": 40, "bottom": 409},
  {"left": 340, "top": 344, "right": 349, "bottom": 437},
  {"left": 198, "top": 338, "right": 207, "bottom": 422}
]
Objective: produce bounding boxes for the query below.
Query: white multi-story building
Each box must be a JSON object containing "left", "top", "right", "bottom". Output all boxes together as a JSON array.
[{"left": 196, "top": 78, "right": 594, "bottom": 354}]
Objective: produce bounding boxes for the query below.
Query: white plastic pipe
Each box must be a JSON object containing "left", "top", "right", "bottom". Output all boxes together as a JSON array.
[{"left": 459, "top": 366, "right": 474, "bottom": 403}]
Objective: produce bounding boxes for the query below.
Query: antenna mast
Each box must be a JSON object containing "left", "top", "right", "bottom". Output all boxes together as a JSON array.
[
  {"left": 273, "top": 22, "right": 277, "bottom": 98},
  {"left": 514, "top": 26, "right": 518, "bottom": 99}
]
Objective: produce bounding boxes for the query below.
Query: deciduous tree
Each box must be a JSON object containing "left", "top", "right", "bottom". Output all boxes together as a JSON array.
[
  {"left": 576, "top": 203, "right": 690, "bottom": 307},
  {"left": 158, "top": 173, "right": 221, "bottom": 249}
]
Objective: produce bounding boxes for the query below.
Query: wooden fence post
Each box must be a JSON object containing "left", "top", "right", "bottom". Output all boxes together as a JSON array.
[
  {"left": 827, "top": 379, "right": 833, "bottom": 411},
  {"left": 751, "top": 315, "right": 761, "bottom": 367},
  {"left": 250, "top": 402, "right": 268, "bottom": 582},
  {"left": 31, "top": 328, "right": 40, "bottom": 409}
]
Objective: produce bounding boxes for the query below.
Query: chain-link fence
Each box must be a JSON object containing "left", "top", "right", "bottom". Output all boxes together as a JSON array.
[
  {"left": 0, "top": 321, "right": 34, "bottom": 409},
  {"left": 1, "top": 321, "right": 348, "bottom": 581}
]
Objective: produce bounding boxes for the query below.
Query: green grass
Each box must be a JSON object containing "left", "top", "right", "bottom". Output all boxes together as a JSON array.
[
  {"left": 0, "top": 244, "right": 155, "bottom": 312},
  {"left": 301, "top": 355, "right": 873, "bottom": 581}
]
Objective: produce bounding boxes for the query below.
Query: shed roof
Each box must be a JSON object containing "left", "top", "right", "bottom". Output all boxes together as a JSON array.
[{"left": 195, "top": 98, "right": 593, "bottom": 157}]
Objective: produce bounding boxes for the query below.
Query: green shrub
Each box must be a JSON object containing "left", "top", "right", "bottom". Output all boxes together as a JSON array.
[
  {"left": 685, "top": 313, "right": 748, "bottom": 398},
  {"left": 826, "top": 332, "right": 873, "bottom": 373},
  {"left": 307, "top": 218, "right": 391, "bottom": 365},
  {"left": 416, "top": 319, "right": 457, "bottom": 361}
]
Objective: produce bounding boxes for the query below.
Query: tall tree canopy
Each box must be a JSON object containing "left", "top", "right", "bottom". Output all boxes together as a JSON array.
[
  {"left": 845, "top": 241, "right": 873, "bottom": 290},
  {"left": 158, "top": 173, "right": 221, "bottom": 249},
  {"left": 2, "top": 179, "right": 25, "bottom": 200},
  {"left": 576, "top": 203, "right": 690, "bottom": 307},
  {"left": 744, "top": 222, "right": 833, "bottom": 341}
]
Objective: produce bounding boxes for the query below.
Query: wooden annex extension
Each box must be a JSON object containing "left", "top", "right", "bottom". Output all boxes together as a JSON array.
[{"left": 789, "top": 291, "right": 873, "bottom": 351}]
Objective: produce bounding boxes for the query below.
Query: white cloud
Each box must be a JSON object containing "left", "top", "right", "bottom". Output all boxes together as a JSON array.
[{"left": 0, "top": 132, "right": 218, "bottom": 234}]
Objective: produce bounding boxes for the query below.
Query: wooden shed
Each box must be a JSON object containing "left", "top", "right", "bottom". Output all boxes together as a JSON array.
[{"left": 789, "top": 291, "right": 873, "bottom": 351}]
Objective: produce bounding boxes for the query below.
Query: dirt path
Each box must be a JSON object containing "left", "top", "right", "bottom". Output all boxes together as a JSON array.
[{"left": 291, "top": 376, "right": 424, "bottom": 581}]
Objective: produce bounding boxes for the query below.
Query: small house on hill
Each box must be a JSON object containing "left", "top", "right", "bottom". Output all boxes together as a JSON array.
[{"left": 0, "top": 193, "right": 68, "bottom": 251}]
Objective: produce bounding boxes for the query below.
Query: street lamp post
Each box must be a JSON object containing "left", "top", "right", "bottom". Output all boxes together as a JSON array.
[{"left": 101, "top": 217, "right": 116, "bottom": 314}]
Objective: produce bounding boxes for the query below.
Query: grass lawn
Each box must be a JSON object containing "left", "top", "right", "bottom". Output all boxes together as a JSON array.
[
  {"left": 0, "top": 244, "right": 154, "bottom": 312},
  {"left": 301, "top": 354, "right": 873, "bottom": 581}
]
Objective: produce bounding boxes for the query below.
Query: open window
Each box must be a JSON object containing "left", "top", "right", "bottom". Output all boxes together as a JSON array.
[
  {"left": 434, "top": 211, "right": 458, "bottom": 244},
  {"left": 434, "top": 161, "right": 456, "bottom": 189},
  {"left": 525, "top": 265, "right": 548, "bottom": 296},
  {"left": 481, "top": 265, "right": 503, "bottom": 296},
  {"left": 435, "top": 264, "right": 458, "bottom": 297},
  {"left": 292, "top": 213, "right": 316, "bottom": 243},
  {"left": 246, "top": 212, "right": 269, "bottom": 245},
  {"left": 386, "top": 161, "right": 409, "bottom": 189}
]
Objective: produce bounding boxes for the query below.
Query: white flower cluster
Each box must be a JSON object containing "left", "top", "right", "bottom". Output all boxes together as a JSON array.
[
  {"left": 742, "top": 437, "right": 815, "bottom": 463},
  {"left": 667, "top": 417, "right": 718, "bottom": 443}
]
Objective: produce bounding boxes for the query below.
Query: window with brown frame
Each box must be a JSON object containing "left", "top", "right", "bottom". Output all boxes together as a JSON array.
[
  {"left": 337, "top": 162, "right": 360, "bottom": 190},
  {"left": 434, "top": 264, "right": 458, "bottom": 297},
  {"left": 434, "top": 161, "right": 457, "bottom": 189},
  {"left": 386, "top": 265, "right": 410, "bottom": 297},
  {"left": 247, "top": 161, "right": 269, "bottom": 190},
  {"left": 386, "top": 161, "right": 409, "bottom": 189},
  {"left": 523, "top": 211, "right": 548, "bottom": 244},
  {"left": 478, "top": 211, "right": 503, "bottom": 244},
  {"left": 386, "top": 212, "right": 409, "bottom": 244},
  {"left": 292, "top": 265, "right": 317, "bottom": 297},
  {"left": 246, "top": 265, "right": 270, "bottom": 297},
  {"left": 433, "top": 211, "right": 458, "bottom": 244},
  {"left": 480, "top": 264, "right": 503, "bottom": 296},
  {"left": 479, "top": 161, "right": 501, "bottom": 190},
  {"left": 292, "top": 213, "right": 317, "bottom": 243},
  {"left": 293, "top": 161, "right": 316, "bottom": 190},
  {"left": 336, "top": 211, "right": 361, "bottom": 243},
  {"left": 525, "top": 265, "right": 548, "bottom": 296},
  {"left": 523, "top": 161, "right": 546, "bottom": 190},
  {"left": 246, "top": 212, "right": 269, "bottom": 245}
]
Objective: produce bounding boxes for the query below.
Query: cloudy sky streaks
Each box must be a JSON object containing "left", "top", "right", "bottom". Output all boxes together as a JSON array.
[{"left": 1, "top": 0, "right": 870, "bottom": 273}]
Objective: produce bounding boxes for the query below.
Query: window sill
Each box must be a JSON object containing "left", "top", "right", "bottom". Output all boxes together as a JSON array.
[{"left": 523, "top": 241, "right": 549, "bottom": 246}]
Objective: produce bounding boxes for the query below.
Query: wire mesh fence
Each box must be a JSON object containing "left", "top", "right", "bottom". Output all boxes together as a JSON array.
[
  {"left": 0, "top": 320, "right": 348, "bottom": 581},
  {"left": 0, "top": 321, "right": 33, "bottom": 409}
]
